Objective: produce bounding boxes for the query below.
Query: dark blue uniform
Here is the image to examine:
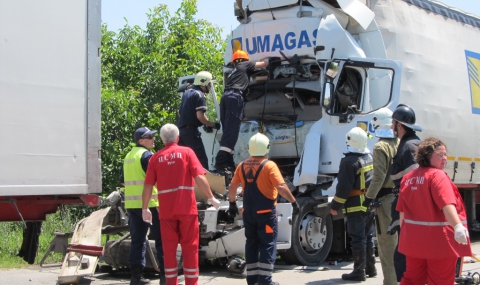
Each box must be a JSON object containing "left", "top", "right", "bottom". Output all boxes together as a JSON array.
[
  {"left": 242, "top": 160, "right": 277, "bottom": 285},
  {"left": 387, "top": 131, "right": 420, "bottom": 282},
  {"left": 215, "top": 61, "right": 257, "bottom": 170},
  {"left": 177, "top": 86, "right": 209, "bottom": 169}
]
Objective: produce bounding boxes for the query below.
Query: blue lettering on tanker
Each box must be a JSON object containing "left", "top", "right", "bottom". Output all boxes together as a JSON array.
[
  {"left": 233, "top": 29, "right": 317, "bottom": 55},
  {"left": 465, "top": 50, "right": 480, "bottom": 115}
]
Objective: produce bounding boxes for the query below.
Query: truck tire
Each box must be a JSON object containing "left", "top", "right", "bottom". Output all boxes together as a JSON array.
[{"left": 279, "top": 197, "right": 333, "bottom": 265}]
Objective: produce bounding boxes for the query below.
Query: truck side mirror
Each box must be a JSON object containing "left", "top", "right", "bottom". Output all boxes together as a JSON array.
[
  {"left": 326, "top": 61, "right": 339, "bottom": 79},
  {"left": 322, "top": 82, "right": 334, "bottom": 114}
]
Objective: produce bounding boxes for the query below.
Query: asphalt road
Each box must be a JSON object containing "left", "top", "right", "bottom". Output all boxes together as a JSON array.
[{"left": 2, "top": 242, "right": 480, "bottom": 285}]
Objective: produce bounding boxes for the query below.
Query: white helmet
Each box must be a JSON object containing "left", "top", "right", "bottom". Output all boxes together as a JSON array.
[
  {"left": 193, "top": 71, "right": 212, "bottom": 87},
  {"left": 346, "top": 127, "right": 368, "bottom": 152},
  {"left": 371, "top": 108, "right": 393, "bottom": 130},
  {"left": 249, "top": 133, "right": 270, "bottom": 156}
]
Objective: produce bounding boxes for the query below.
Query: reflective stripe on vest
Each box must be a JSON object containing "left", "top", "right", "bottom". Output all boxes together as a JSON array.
[
  {"left": 124, "top": 146, "right": 158, "bottom": 209},
  {"left": 404, "top": 219, "right": 467, "bottom": 226},
  {"left": 357, "top": 164, "right": 373, "bottom": 190},
  {"left": 342, "top": 192, "right": 368, "bottom": 214}
]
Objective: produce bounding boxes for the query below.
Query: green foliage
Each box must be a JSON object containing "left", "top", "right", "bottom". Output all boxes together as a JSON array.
[
  {"left": 0, "top": 206, "right": 97, "bottom": 268},
  {"left": 101, "top": 0, "right": 226, "bottom": 194}
]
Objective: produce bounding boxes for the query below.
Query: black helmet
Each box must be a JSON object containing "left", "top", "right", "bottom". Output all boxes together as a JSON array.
[{"left": 392, "top": 104, "right": 422, "bottom": 131}]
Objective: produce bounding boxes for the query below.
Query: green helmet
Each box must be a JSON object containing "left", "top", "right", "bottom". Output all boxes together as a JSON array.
[
  {"left": 249, "top": 133, "right": 270, "bottom": 156},
  {"left": 194, "top": 71, "right": 212, "bottom": 87}
]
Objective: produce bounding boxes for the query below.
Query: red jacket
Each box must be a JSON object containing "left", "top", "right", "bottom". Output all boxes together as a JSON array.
[
  {"left": 397, "top": 167, "right": 472, "bottom": 259},
  {"left": 145, "top": 143, "right": 205, "bottom": 219}
]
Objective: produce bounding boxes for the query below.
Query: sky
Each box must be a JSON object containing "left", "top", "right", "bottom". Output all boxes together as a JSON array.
[{"left": 101, "top": 0, "right": 480, "bottom": 37}]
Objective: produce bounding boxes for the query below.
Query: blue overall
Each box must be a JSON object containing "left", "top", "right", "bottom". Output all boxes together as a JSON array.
[{"left": 242, "top": 160, "right": 277, "bottom": 285}]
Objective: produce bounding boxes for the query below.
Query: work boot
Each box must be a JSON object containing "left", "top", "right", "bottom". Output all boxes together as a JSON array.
[
  {"left": 342, "top": 249, "right": 366, "bottom": 281},
  {"left": 130, "top": 267, "right": 150, "bottom": 285},
  {"left": 365, "top": 247, "right": 377, "bottom": 277},
  {"left": 215, "top": 150, "right": 231, "bottom": 171},
  {"left": 227, "top": 153, "right": 236, "bottom": 171}
]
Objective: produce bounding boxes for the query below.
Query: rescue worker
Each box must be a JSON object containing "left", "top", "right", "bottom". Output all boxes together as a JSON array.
[
  {"left": 177, "top": 71, "right": 220, "bottom": 169},
  {"left": 364, "top": 108, "right": 399, "bottom": 285},
  {"left": 397, "top": 137, "right": 471, "bottom": 284},
  {"left": 228, "top": 133, "right": 299, "bottom": 285},
  {"left": 386, "top": 104, "right": 422, "bottom": 283},
  {"left": 330, "top": 127, "right": 374, "bottom": 282},
  {"left": 214, "top": 50, "right": 268, "bottom": 171},
  {"left": 142, "top": 123, "right": 220, "bottom": 285},
  {"left": 122, "top": 127, "right": 165, "bottom": 285}
]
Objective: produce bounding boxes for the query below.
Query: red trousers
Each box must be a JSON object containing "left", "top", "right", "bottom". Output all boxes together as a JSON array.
[
  {"left": 400, "top": 255, "right": 457, "bottom": 285},
  {"left": 160, "top": 215, "right": 199, "bottom": 285}
]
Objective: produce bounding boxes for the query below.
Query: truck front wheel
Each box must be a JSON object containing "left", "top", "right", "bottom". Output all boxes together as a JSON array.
[{"left": 279, "top": 197, "right": 333, "bottom": 265}]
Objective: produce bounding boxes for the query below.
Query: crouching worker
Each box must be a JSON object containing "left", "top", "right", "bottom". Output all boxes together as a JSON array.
[
  {"left": 228, "top": 133, "right": 299, "bottom": 285},
  {"left": 330, "top": 127, "right": 375, "bottom": 282}
]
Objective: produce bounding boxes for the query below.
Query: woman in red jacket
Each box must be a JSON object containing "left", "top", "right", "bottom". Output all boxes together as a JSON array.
[{"left": 396, "top": 137, "right": 471, "bottom": 285}]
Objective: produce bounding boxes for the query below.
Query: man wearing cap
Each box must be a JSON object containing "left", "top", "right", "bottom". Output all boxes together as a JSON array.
[
  {"left": 122, "top": 127, "right": 175, "bottom": 285},
  {"left": 386, "top": 104, "right": 422, "bottom": 282},
  {"left": 177, "top": 71, "right": 220, "bottom": 170}
]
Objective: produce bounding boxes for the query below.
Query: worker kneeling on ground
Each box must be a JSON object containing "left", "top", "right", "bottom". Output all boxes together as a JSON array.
[
  {"left": 228, "top": 133, "right": 299, "bottom": 285},
  {"left": 329, "top": 127, "right": 375, "bottom": 282}
]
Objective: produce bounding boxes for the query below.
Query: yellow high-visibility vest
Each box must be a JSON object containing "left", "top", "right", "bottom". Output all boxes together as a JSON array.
[{"left": 123, "top": 147, "right": 158, "bottom": 209}]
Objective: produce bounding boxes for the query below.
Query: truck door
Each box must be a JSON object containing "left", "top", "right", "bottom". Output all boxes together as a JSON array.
[
  {"left": 321, "top": 58, "right": 402, "bottom": 123},
  {"left": 293, "top": 58, "right": 402, "bottom": 186}
]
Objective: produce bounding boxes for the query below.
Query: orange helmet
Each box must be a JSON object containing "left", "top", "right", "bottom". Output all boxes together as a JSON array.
[{"left": 232, "top": 50, "right": 249, "bottom": 62}]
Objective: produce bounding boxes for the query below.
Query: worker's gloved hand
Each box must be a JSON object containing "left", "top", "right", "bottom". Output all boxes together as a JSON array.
[
  {"left": 203, "top": 125, "right": 213, "bottom": 133},
  {"left": 212, "top": 122, "right": 221, "bottom": 130},
  {"left": 142, "top": 209, "right": 152, "bottom": 225},
  {"left": 454, "top": 223, "right": 469, "bottom": 245},
  {"left": 208, "top": 197, "right": 221, "bottom": 209},
  {"left": 228, "top": 201, "right": 239, "bottom": 218},
  {"left": 291, "top": 201, "right": 300, "bottom": 216},
  {"left": 363, "top": 197, "right": 373, "bottom": 208}
]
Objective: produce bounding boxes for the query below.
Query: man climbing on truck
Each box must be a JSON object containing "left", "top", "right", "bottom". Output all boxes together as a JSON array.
[{"left": 214, "top": 50, "right": 268, "bottom": 172}]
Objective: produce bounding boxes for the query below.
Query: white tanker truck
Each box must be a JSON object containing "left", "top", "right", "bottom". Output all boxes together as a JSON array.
[
  {"left": 101, "top": 0, "right": 480, "bottom": 275},
  {"left": 191, "top": 0, "right": 480, "bottom": 267}
]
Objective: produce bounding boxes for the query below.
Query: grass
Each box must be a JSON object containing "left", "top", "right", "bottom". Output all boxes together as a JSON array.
[{"left": 0, "top": 206, "right": 99, "bottom": 269}]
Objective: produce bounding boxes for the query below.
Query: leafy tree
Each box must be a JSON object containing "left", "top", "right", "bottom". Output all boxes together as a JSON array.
[{"left": 101, "top": 0, "right": 226, "bottom": 193}]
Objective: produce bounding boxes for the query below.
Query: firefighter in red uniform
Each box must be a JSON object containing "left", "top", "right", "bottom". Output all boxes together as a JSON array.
[
  {"left": 141, "top": 123, "right": 220, "bottom": 285},
  {"left": 396, "top": 137, "right": 471, "bottom": 285},
  {"left": 228, "top": 133, "right": 299, "bottom": 285}
]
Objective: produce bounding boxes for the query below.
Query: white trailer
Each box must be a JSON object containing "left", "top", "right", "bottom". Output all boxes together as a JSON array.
[
  {"left": 0, "top": 0, "right": 101, "bottom": 222},
  {"left": 196, "top": 0, "right": 480, "bottom": 266}
]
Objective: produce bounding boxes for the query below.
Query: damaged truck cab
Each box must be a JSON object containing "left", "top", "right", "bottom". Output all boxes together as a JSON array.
[{"left": 198, "top": 0, "right": 480, "bottom": 266}]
